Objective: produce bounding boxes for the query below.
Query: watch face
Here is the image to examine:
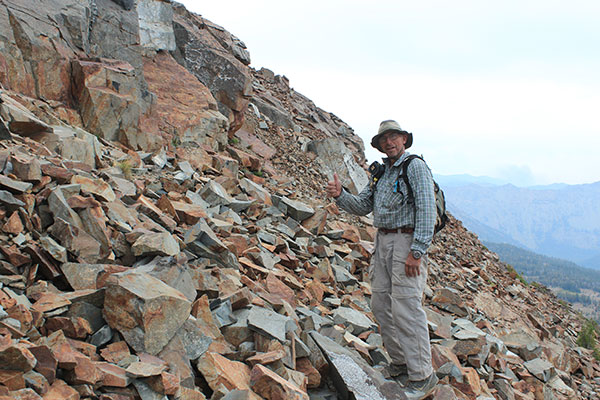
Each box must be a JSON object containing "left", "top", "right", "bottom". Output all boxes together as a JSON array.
[{"left": 412, "top": 250, "right": 422, "bottom": 259}]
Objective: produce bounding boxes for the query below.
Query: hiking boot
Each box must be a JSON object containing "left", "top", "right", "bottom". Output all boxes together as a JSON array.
[
  {"left": 403, "top": 373, "right": 439, "bottom": 400},
  {"left": 383, "top": 363, "right": 409, "bottom": 386}
]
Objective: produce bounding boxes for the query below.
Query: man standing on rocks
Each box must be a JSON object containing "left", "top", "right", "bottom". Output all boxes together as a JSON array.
[{"left": 326, "top": 120, "right": 438, "bottom": 399}]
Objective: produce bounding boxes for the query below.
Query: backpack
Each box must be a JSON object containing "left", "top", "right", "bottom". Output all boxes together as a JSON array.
[{"left": 398, "top": 155, "right": 448, "bottom": 234}]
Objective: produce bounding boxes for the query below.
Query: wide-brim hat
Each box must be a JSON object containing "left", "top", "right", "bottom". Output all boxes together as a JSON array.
[{"left": 371, "top": 120, "right": 413, "bottom": 151}]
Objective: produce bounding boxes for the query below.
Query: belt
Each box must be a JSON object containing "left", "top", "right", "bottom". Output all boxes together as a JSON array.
[{"left": 379, "top": 226, "right": 414, "bottom": 234}]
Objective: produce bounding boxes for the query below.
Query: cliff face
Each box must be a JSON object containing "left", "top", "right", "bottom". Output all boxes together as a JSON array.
[{"left": 0, "top": 1, "right": 597, "bottom": 399}]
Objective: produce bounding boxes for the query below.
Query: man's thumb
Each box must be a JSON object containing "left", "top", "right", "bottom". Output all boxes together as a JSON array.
[{"left": 334, "top": 173, "right": 340, "bottom": 185}]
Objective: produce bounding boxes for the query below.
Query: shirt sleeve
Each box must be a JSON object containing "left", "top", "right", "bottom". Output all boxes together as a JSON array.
[
  {"left": 407, "top": 159, "right": 436, "bottom": 253},
  {"left": 335, "top": 184, "right": 374, "bottom": 216}
]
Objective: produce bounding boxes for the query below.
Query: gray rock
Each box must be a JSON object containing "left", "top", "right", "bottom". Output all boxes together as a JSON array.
[
  {"left": 137, "top": 256, "right": 196, "bottom": 302},
  {"left": 0, "top": 174, "right": 33, "bottom": 193},
  {"left": 198, "top": 179, "right": 233, "bottom": 206},
  {"left": 48, "top": 186, "right": 83, "bottom": 228},
  {"left": 90, "top": 324, "right": 114, "bottom": 347},
  {"left": 132, "top": 232, "right": 180, "bottom": 257},
  {"left": 173, "top": 316, "right": 213, "bottom": 360},
  {"left": 210, "top": 298, "right": 236, "bottom": 328},
  {"left": 222, "top": 308, "right": 253, "bottom": 347},
  {"left": 332, "top": 306, "right": 375, "bottom": 335},
  {"left": 331, "top": 264, "right": 358, "bottom": 286},
  {"left": 279, "top": 197, "right": 314, "bottom": 222},
  {"left": 306, "top": 138, "right": 369, "bottom": 195},
  {"left": 247, "top": 306, "right": 291, "bottom": 343},
  {"left": 0, "top": 117, "right": 9, "bottom": 140},
  {"left": 310, "top": 331, "right": 404, "bottom": 400},
  {"left": 138, "top": 0, "right": 176, "bottom": 51},
  {"left": 0, "top": 190, "right": 25, "bottom": 209},
  {"left": 524, "top": 358, "right": 555, "bottom": 382},
  {"left": 133, "top": 379, "right": 168, "bottom": 400},
  {"left": 67, "top": 302, "right": 105, "bottom": 333},
  {"left": 39, "top": 235, "right": 68, "bottom": 263},
  {"left": 493, "top": 378, "right": 515, "bottom": 400}
]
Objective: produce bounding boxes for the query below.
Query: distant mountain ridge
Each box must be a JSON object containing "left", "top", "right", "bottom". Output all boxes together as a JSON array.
[{"left": 438, "top": 176, "right": 600, "bottom": 269}]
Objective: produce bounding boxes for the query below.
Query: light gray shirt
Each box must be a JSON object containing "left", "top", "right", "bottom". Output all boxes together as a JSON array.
[{"left": 336, "top": 152, "right": 436, "bottom": 254}]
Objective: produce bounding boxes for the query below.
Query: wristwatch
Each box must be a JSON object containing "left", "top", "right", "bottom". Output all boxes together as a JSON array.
[{"left": 411, "top": 250, "right": 423, "bottom": 259}]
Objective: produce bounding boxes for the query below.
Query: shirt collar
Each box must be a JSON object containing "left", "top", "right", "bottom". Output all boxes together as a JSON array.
[{"left": 384, "top": 151, "right": 411, "bottom": 168}]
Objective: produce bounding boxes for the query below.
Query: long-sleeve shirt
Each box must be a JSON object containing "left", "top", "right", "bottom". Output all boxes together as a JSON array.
[{"left": 336, "top": 152, "right": 436, "bottom": 254}]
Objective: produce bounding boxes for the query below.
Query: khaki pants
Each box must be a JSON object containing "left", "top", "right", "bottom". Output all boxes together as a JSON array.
[{"left": 370, "top": 230, "right": 433, "bottom": 381}]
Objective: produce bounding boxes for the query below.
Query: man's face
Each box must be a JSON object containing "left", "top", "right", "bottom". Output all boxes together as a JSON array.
[{"left": 378, "top": 131, "right": 407, "bottom": 160}]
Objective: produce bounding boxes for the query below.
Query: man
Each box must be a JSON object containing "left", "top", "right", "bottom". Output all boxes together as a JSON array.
[{"left": 326, "top": 120, "right": 438, "bottom": 399}]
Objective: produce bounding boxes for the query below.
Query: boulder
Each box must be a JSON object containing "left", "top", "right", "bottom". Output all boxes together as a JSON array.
[
  {"left": 307, "top": 138, "right": 369, "bottom": 195},
  {"left": 137, "top": 0, "right": 176, "bottom": 51},
  {"left": 103, "top": 270, "right": 192, "bottom": 355},
  {"left": 172, "top": 6, "right": 252, "bottom": 134}
]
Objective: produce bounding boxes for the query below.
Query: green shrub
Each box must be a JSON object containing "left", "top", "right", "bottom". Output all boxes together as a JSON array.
[{"left": 577, "top": 319, "right": 599, "bottom": 351}]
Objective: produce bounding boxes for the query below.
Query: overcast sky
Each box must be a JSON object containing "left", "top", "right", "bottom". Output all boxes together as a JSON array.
[{"left": 179, "top": 0, "right": 600, "bottom": 186}]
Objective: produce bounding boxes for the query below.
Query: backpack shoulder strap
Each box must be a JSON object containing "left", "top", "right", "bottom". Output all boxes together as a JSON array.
[{"left": 399, "top": 155, "right": 423, "bottom": 200}]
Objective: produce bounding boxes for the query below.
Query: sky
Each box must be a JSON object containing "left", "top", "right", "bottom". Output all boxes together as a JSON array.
[{"left": 179, "top": 0, "right": 600, "bottom": 186}]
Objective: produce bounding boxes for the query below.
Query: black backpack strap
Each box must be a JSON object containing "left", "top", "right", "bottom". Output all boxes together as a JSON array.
[{"left": 399, "top": 155, "right": 423, "bottom": 202}]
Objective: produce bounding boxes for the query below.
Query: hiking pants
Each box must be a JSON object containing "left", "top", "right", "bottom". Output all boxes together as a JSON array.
[{"left": 370, "top": 230, "right": 433, "bottom": 381}]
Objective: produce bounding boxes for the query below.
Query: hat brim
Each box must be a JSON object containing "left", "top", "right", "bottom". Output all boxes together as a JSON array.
[{"left": 371, "top": 130, "right": 413, "bottom": 151}]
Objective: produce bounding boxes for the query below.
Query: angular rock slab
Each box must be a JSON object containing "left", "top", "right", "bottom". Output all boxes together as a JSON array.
[
  {"left": 103, "top": 270, "right": 192, "bottom": 355},
  {"left": 310, "top": 331, "right": 405, "bottom": 400},
  {"left": 250, "top": 364, "right": 309, "bottom": 400}
]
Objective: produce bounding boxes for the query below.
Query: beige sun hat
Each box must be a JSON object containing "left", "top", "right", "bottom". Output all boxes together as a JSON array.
[{"left": 371, "top": 120, "right": 413, "bottom": 151}]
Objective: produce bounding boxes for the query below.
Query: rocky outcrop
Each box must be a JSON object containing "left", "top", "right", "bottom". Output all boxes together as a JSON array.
[
  {"left": 172, "top": 4, "right": 252, "bottom": 135},
  {"left": 0, "top": 1, "right": 598, "bottom": 399}
]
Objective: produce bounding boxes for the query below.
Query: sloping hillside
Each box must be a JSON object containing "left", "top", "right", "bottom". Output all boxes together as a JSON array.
[{"left": 0, "top": 1, "right": 598, "bottom": 399}]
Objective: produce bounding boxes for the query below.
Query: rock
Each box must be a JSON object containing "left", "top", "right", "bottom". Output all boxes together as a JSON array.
[
  {"left": 309, "top": 331, "right": 404, "bottom": 400},
  {"left": 198, "top": 179, "right": 233, "bottom": 206},
  {"left": 278, "top": 197, "right": 314, "bottom": 222},
  {"left": 332, "top": 306, "right": 375, "bottom": 335},
  {"left": 60, "top": 263, "right": 128, "bottom": 290},
  {"left": 0, "top": 341, "right": 37, "bottom": 371},
  {"left": 307, "top": 138, "right": 369, "bottom": 195},
  {"left": 103, "top": 270, "right": 192, "bottom": 355},
  {"left": 10, "top": 155, "right": 42, "bottom": 182},
  {"left": 172, "top": 8, "right": 252, "bottom": 132},
  {"left": 247, "top": 306, "right": 292, "bottom": 343},
  {"left": 141, "top": 51, "right": 228, "bottom": 151},
  {"left": 71, "top": 175, "right": 116, "bottom": 202},
  {"left": 131, "top": 232, "right": 180, "bottom": 257},
  {"left": 196, "top": 351, "right": 251, "bottom": 392},
  {"left": 523, "top": 358, "right": 555, "bottom": 382},
  {"left": 250, "top": 364, "right": 309, "bottom": 400},
  {"left": 138, "top": 0, "right": 176, "bottom": 51},
  {"left": 501, "top": 330, "right": 542, "bottom": 361},
  {"left": 493, "top": 379, "right": 515, "bottom": 400},
  {"left": 0, "top": 174, "right": 33, "bottom": 193},
  {"left": 431, "top": 288, "right": 469, "bottom": 317}
]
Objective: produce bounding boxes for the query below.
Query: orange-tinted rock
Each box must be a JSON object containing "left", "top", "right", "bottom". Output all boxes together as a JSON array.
[
  {"left": 103, "top": 271, "right": 192, "bottom": 355},
  {"left": 450, "top": 367, "right": 481, "bottom": 397},
  {"left": 31, "top": 293, "right": 70, "bottom": 314},
  {"left": 43, "top": 379, "right": 79, "bottom": 400},
  {"left": 0, "top": 341, "right": 37, "bottom": 371},
  {"left": 147, "top": 371, "right": 179, "bottom": 395},
  {"left": 100, "top": 341, "right": 131, "bottom": 364},
  {"left": 295, "top": 358, "right": 321, "bottom": 388},
  {"left": 95, "top": 362, "right": 130, "bottom": 388},
  {"left": 29, "top": 345, "right": 57, "bottom": 384},
  {"left": 2, "top": 212, "right": 23, "bottom": 234},
  {"left": 250, "top": 364, "right": 309, "bottom": 400},
  {"left": 196, "top": 352, "right": 251, "bottom": 392},
  {"left": 0, "top": 369, "right": 25, "bottom": 390}
]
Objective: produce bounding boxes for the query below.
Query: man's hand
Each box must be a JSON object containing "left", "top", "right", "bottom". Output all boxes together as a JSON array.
[
  {"left": 405, "top": 253, "right": 421, "bottom": 277},
  {"left": 326, "top": 173, "right": 342, "bottom": 198}
]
